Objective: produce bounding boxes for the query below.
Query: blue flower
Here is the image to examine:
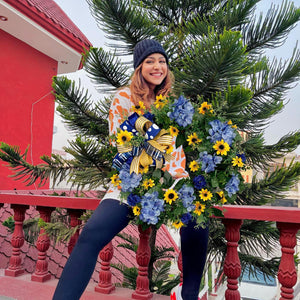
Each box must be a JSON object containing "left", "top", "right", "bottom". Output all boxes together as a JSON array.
[
  {"left": 193, "top": 175, "right": 207, "bottom": 190},
  {"left": 208, "top": 120, "right": 236, "bottom": 146},
  {"left": 119, "top": 163, "right": 142, "bottom": 192},
  {"left": 178, "top": 184, "right": 196, "bottom": 212},
  {"left": 237, "top": 153, "right": 246, "bottom": 163},
  {"left": 181, "top": 213, "right": 192, "bottom": 224},
  {"left": 139, "top": 191, "right": 164, "bottom": 225},
  {"left": 199, "top": 151, "right": 222, "bottom": 173},
  {"left": 127, "top": 193, "right": 141, "bottom": 206},
  {"left": 168, "top": 95, "right": 194, "bottom": 127},
  {"left": 225, "top": 174, "right": 240, "bottom": 197}
]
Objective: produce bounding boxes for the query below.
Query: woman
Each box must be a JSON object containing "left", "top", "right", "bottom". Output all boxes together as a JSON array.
[{"left": 52, "top": 39, "right": 208, "bottom": 300}]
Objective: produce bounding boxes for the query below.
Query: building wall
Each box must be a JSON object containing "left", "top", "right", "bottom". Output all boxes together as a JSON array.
[{"left": 0, "top": 29, "right": 57, "bottom": 189}]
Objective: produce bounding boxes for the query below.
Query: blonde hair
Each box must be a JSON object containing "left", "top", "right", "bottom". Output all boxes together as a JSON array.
[{"left": 130, "top": 64, "right": 174, "bottom": 109}]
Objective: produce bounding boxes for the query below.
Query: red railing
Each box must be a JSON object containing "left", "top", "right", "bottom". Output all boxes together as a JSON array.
[{"left": 1, "top": 190, "right": 300, "bottom": 299}]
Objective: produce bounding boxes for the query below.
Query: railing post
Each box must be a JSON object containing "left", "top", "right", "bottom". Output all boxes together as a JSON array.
[
  {"left": 95, "top": 241, "right": 115, "bottom": 294},
  {"left": 67, "top": 209, "right": 83, "bottom": 254},
  {"left": 222, "top": 218, "right": 242, "bottom": 300},
  {"left": 132, "top": 225, "right": 153, "bottom": 300},
  {"left": 276, "top": 222, "right": 300, "bottom": 300},
  {"left": 31, "top": 206, "right": 54, "bottom": 282},
  {"left": 5, "top": 204, "right": 29, "bottom": 277}
]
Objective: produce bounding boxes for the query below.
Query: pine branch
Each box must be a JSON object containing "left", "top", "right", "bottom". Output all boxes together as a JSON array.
[
  {"left": 83, "top": 47, "right": 130, "bottom": 92},
  {"left": 52, "top": 76, "right": 109, "bottom": 139}
]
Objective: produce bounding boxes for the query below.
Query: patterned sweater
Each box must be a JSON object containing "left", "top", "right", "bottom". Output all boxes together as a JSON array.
[{"left": 102, "top": 87, "right": 188, "bottom": 202}]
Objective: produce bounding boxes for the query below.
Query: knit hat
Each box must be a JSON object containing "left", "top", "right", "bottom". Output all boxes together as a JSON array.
[{"left": 133, "top": 39, "right": 168, "bottom": 69}]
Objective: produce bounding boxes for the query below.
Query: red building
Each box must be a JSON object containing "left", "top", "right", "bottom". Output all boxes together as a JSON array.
[{"left": 0, "top": 0, "right": 91, "bottom": 189}]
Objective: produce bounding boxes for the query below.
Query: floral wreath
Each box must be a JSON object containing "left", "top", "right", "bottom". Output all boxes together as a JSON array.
[{"left": 109, "top": 94, "right": 246, "bottom": 229}]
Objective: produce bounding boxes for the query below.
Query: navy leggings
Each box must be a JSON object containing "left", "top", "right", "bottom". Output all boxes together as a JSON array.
[{"left": 52, "top": 199, "right": 209, "bottom": 300}]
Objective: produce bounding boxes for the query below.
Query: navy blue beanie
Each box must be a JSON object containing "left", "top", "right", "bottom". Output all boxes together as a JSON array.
[{"left": 133, "top": 39, "right": 168, "bottom": 69}]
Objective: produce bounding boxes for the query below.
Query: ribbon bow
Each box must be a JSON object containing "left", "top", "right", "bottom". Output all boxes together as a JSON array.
[{"left": 112, "top": 112, "right": 173, "bottom": 174}]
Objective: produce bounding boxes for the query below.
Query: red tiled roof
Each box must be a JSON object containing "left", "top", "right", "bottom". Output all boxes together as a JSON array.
[
  {"left": 0, "top": 204, "right": 179, "bottom": 285},
  {"left": 2, "top": 0, "right": 92, "bottom": 53}
]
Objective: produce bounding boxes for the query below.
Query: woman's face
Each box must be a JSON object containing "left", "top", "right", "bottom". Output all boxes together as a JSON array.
[{"left": 141, "top": 53, "right": 168, "bottom": 90}]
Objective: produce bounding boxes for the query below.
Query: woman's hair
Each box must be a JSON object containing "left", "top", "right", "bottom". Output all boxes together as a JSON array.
[{"left": 130, "top": 64, "right": 174, "bottom": 108}]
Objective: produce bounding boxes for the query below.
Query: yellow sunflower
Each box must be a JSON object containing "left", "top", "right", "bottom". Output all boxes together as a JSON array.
[
  {"left": 139, "top": 164, "right": 149, "bottom": 174},
  {"left": 199, "top": 188, "right": 213, "bottom": 201},
  {"left": 213, "top": 139, "right": 230, "bottom": 156},
  {"left": 165, "top": 145, "right": 174, "bottom": 154},
  {"left": 232, "top": 156, "right": 244, "bottom": 167},
  {"left": 172, "top": 220, "right": 184, "bottom": 229},
  {"left": 164, "top": 189, "right": 179, "bottom": 204},
  {"left": 110, "top": 174, "right": 121, "bottom": 187},
  {"left": 187, "top": 133, "right": 202, "bottom": 146},
  {"left": 133, "top": 206, "right": 141, "bottom": 216},
  {"left": 116, "top": 130, "right": 133, "bottom": 145},
  {"left": 194, "top": 201, "right": 205, "bottom": 216},
  {"left": 217, "top": 191, "right": 227, "bottom": 204},
  {"left": 198, "top": 102, "right": 212, "bottom": 115},
  {"left": 189, "top": 160, "right": 199, "bottom": 172},
  {"left": 154, "top": 94, "right": 168, "bottom": 108},
  {"left": 169, "top": 126, "right": 179, "bottom": 137},
  {"left": 132, "top": 101, "right": 146, "bottom": 114}
]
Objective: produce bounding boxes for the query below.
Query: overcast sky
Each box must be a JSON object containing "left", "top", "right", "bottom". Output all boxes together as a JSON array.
[{"left": 53, "top": 0, "right": 300, "bottom": 154}]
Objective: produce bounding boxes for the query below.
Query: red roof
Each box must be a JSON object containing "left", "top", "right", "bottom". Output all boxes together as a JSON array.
[{"left": 2, "top": 0, "right": 92, "bottom": 53}]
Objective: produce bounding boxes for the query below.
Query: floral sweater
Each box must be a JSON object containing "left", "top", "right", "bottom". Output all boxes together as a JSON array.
[{"left": 102, "top": 87, "right": 188, "bottom": 202}]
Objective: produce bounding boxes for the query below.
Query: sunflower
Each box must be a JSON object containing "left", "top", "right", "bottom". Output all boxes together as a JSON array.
[
  {"left": 165, "top": 145, "right": 174, "bottom": 154},
  {"left": 169, "top": 126, "right": 179, "bottom": 137},
  {"left": 187, "top": 133, "right": 202, "bottom": 146},
  {"left": 199, "top": 188, "right": 213, "bottom": 201},
  {"left": 198, "top": 102, "right": 213, "bottom": 115},
  {"left": 232, "top": 156, "right": 244, "bottom": 167},
  {"left": 164, "top": 189, "right": 179, "bottom": 204},
  {"left": 217, "top": 191, "right": 227, "bottom": 204},
  {"left": 110, "top": 174, "right": 121, "bottom": 187},
  {"left": 139, "top": 164, "right": 149, "bottom": 174},
  {"left": 172, "top": 220, "right": 184, "bottom": 229},
  {"left": 189, "top": 160, "right": 199, "bottom": 172},
  {"left": 132, "top": 101, "right": 146, "bottom": 114},
  {"left": 116, "top": 130, "right": 133, "bottom": 145},
  {"left": 133, "top": 206, "right": 141, "bottom": 216},
  {"left": 154, "top": 94, "right": 168, "bottom": 108},
  {"left": 213, "top": 139, "right": 230, "bottom": 155},
  {"left": 194, "top": 201, "right": 205, "bottom": 216}
]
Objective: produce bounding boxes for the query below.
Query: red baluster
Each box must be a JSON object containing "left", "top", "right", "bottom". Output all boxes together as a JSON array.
[
  {"left": 132, "top": 225, "right": 153, "bottom": 300},
  {"left": 277, "top": 222, "right": 300, "bottom": 300},
  {"left": 67, "top": 209, "right": 83, "bottom": 254},
  {"left": 5, "top": 204, "right": 29, "bottom": 277},
  {"left": 95, "top": 241, "right": 115, "bottom": 294},
  {"left": 222, "top": 219, "right": 242, "bottom": 300},
  {"left": 31, "top": 206, "right": 54, "bottom": 282}
]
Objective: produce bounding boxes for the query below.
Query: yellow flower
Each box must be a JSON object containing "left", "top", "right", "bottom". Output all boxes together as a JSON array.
[
  {"left": 213, "top": 139, "right": 230, "bottom": 156},
  {"left": 164, "top": 189, "right": 178, "bottom": 204},
  {"left": 194, "top": 201, "right": 205, "bottom": 216},
  {"left": 142, "top": 178, "right": 155, "bottom": 189},
  {"left": 187, "top": 133, "right": 202, "bottom": 146},
  {"left": 139, "top": 165, "right": 149, "bottom": 174},
  {"left": 154, "top": 94, "right": 168, "bottom": 108},
  {"left": 116, "top": 130, "right": 133, "bottom": 145},
  {"left": 110, "top": 174, "right": 121, "bottom": 187},
  {"left": 132, "top": 101, "right": 146, "bottom": 114},
  {"left": 165, "top": 145, "right": 174, "bottom": 154},
  {"left": 228, "top": 120, "right": 237, "bottom": 129},
  {"left": 189, "top": 160, "right": 199, "bottom": 172},
  {"left": 232, "top": 156, "right": 244, "bottom": 167},
  {"left": 169, "top": 126, "right": 179, "bottom": 137},
  {"left": 173, "top": 220, "right": 184, "bottom": 229},
  {"left": 133, "top": 206, "right": 141, "bottom": 216},
  {"left": 199, "top": 188, "right": 213, "bottom": 201},
  {"left": 198, "top": 102, "right": 212, "bottom": 115},
  {"left": 217, "top": 191, "right": 227, "bottom": 204}
]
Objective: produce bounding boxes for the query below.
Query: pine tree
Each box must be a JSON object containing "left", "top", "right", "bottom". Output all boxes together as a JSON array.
[{"left": 1, "top": 0, "right": 300, "bottom": 280}]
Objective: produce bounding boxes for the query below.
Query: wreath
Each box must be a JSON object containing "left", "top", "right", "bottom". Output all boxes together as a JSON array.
[{"left": 109, "top": 94, "right": 246, "bottom": 229}]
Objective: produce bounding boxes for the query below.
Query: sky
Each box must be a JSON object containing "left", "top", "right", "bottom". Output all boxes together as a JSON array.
[{"left": 52, "top": 0, "right": 300, "bottom": 154}]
